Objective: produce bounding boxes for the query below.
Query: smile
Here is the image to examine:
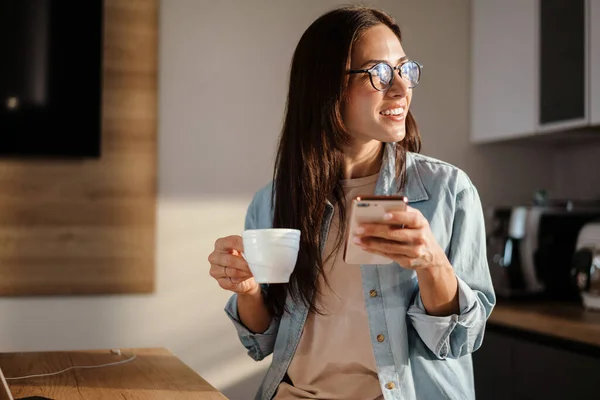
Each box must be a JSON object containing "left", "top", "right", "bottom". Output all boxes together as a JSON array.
[{"left": 379, "top": 107, "right": 404, "bottom": 116}]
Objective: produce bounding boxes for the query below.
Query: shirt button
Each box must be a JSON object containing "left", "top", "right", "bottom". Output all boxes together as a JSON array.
[
  {"left": 369, "top": 290, "right": 378, "bottom": 297},
  {"left": 385, "top": 382, "right": 395, "bottom": 390},
  {"left": 377, "top": 334, "right": 385, "bottom": 342}
]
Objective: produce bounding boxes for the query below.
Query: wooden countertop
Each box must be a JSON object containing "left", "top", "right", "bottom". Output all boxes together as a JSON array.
[
  {"left": 0, "top": 347, "right": 227, "bottom": 399},
  {"left": 489, "top": 301, "right": 600, "bottom": 348}
]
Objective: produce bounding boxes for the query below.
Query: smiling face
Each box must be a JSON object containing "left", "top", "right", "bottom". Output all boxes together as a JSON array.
[{"left": 343, "top": 24, "right": 413, "bottom": 146}]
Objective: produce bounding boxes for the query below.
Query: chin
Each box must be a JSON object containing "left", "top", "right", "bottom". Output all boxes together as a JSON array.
[{"left": 381, "top": 128, "right": 406, "bottom": 143}]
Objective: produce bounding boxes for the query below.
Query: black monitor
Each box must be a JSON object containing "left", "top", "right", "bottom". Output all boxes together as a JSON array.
[{"left": 0, "top": 0, "right": 103, "bottom": 158}]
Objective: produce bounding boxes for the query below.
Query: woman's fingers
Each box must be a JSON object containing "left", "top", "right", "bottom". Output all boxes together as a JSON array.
[
  {"left": 214, "top": 235, "right": 244, "bottom": 253},
  {"left": 209, "top": 235, "right": 259, "bottom": 295},
  {"left": 208, "top": 251, "right": 250, "bottom": 272},
  {"left": 355, "top": 223, "right": 412, "bottom": 242},
  {"left": 357, "top": 237, "right": 421, "bottom": 258}
]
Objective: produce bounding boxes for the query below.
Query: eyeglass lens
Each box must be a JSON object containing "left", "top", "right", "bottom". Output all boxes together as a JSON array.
[{"left": 400, "top": 62, "right": 421, "bottom": 88}]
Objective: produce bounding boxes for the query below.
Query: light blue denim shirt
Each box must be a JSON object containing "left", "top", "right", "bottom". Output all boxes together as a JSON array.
[{"left": 225, "top": 143, "right": 496, "bottom": 400}]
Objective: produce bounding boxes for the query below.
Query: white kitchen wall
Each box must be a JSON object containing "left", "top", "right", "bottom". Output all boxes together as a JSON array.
[
  {"left": 553, "top": 142, "right": 600, "bottom": 201},
  {"left": 0, "top": 1, "right": 558, "bottom": 399}
]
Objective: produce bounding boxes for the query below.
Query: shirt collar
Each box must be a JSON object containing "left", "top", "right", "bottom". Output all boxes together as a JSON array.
[{"left": 375, "top": 142, "right": 429, "bottom": 203}]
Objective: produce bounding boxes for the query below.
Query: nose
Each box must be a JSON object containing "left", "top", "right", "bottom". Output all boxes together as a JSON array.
[{"left": 386, "top": 69, "right": 409, "bottom": 98}]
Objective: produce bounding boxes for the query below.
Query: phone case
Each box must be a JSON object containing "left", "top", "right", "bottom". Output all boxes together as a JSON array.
[{"left": 343, "top": 195, "right": 408, "bottom": 265}]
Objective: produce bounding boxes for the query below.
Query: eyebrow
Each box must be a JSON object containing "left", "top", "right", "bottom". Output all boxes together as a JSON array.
[{"left": 359, "top": 55, "right": 408, "bottom": 68}]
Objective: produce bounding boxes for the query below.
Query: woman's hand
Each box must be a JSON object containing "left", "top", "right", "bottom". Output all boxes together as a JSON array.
[
  {"left": 353, "top": 206, "right": 451, "bottom": 271},
  {"left": 208, "top": 235, "right": 260, "bottom": 296},
  {"left": 209, "top": 235, "right": 272, "bottom": 332},
  {"left": 354, "top": 206, "right": 459, "bottom": 316}
]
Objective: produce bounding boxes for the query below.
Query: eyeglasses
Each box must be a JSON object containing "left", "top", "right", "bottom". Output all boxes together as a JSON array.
[{"left": 348, "top": 60, "right": 423, "bottom": 91}]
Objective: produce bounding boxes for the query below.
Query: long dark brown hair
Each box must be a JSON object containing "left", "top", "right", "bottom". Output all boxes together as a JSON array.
[{"left": 267, "top": 5, "right": 422, "bottom": 318}]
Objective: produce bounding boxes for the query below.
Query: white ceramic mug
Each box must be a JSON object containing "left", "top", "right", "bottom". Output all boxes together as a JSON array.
[{"left": 241, "top": 229, "right": 301, "bottom": 283}]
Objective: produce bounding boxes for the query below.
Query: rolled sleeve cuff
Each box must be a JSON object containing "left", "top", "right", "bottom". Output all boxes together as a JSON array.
[
  {"left": 224, "top": 293, "right": 278, "bottom": 361},
  {"left": 407, "top": 275, "right": 482, "bottom": 359}
]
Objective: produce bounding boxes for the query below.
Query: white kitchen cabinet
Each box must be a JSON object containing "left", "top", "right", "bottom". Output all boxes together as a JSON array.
[
  {"left": 470, "top": 0, "right": 537, "bottom": 143},
  {"left": 470, "top": 0, "right": 594, "bottom": 143},
  {"left": 591, "top": 0, "right": 600, "bottom": 125}
]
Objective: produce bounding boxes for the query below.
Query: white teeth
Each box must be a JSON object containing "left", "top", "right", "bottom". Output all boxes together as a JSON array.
[{"left": 380, "top": 107, "right": 404, "bottom": 116}]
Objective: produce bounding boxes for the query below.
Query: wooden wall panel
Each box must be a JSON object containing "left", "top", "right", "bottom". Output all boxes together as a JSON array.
[{"left": 0, "top": 0, "right": 158, "bottom": 295}]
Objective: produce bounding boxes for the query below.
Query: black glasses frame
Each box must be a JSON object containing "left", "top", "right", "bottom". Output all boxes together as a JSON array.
[{"left": 348, "top": 60, "right": 423, "bottom": 91}]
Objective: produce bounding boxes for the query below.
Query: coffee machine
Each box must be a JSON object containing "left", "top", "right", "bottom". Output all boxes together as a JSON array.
[{"left": 485, "top": 200, "right": 600, "bottom": 300}]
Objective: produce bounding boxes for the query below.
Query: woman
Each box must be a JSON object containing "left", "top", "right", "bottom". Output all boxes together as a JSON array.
[{"left": 208, "top": 5, "right": 495, "bottom": 400}]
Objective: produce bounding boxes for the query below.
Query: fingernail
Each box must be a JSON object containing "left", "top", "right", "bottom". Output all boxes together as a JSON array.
[
  {"left": 353, "top": 236, "right": 362, "bottom": 245},
  {"left": 355, "top": 227, "right": 365, "bottom": 235},
  {"left": 383, "top": 213, "right": 392, "bottom": 220}
]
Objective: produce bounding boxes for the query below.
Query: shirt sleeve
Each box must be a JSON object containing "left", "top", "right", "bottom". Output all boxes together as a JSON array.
[
  {"left": 407, "top": 185, "right": 496, "bottom": 359},
  {"left": 223, "top": 190, "right": 281, "bottom": 361}
]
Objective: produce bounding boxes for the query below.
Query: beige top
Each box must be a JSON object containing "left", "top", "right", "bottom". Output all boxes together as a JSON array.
[{"left": 274, "top": 173, "right": 384, "bottom": 400}]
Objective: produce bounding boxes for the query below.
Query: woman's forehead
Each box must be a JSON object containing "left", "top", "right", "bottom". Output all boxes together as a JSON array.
[{"left": 351, "top": 24, "right": 405, "bottom": 67}]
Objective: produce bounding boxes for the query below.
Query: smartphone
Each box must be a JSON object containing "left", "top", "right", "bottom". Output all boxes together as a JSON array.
[{"left": 343, "top": 195, "right": 408, "bottom": 265}]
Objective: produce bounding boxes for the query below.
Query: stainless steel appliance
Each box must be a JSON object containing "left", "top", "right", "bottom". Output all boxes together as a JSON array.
[
  {"left": 485, "top": 201, "right": 600, "bottom": 300},
  {"left": 571, "top": 221, "right": 600, "bottom": 310}
]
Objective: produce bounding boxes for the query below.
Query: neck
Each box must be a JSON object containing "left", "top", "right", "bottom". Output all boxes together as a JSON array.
[{"left": 343, "top": 140, "right": 384, "bottom": 179}]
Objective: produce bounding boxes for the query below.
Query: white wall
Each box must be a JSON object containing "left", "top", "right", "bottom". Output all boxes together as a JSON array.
[
  {"left": 0, "top": 1, "right": 559, "bottom": 400},
  {"left": 553, "top": 143, "right": 600, "bottom": 200}
]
